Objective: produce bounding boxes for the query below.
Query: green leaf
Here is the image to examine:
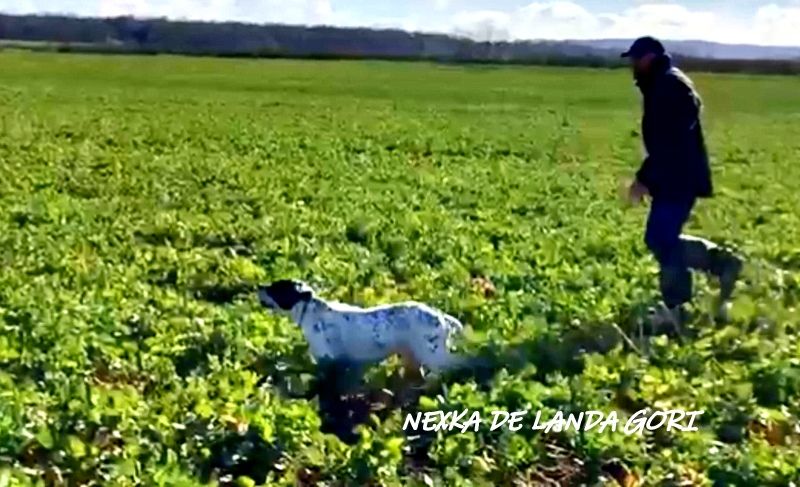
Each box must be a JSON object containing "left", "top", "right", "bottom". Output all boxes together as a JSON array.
[
  {"left": 118, "top": 459, "right": 137, "bottom": 477},
  {"left": 36, "top": 429, "right": 54, "bottom": 450},
  {"left": 67, "top": 435, "right": 86, "bottom": 458},
  {"left": 0, "top": 468, "right": 11, "bottom": 487},
  {"left": 236, "top": 476, "right": 256, "bottom": 487},
  {"left": 419, "top": 396, "right": 438, "bottom": 410}
]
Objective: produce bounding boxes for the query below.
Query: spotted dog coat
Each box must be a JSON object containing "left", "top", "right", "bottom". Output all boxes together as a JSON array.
[{"left": 257, "top": 279, "right": 465, "bottom": 374}]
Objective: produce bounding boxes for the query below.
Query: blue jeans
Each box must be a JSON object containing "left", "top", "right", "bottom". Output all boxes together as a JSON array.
[{"left": 645, "top": 198, "right": 700, "bottom": 308}]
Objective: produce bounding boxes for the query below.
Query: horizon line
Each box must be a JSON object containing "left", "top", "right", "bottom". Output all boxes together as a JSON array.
[{"left": 2, "top": 10, "right": 800, "bottom": 50}]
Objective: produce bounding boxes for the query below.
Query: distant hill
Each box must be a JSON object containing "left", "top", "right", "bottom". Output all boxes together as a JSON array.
[
  {"left": 1, "top": 13, "right": 799, "bottom": 74},
  {"left": 574, "top": 39, "right": 800, "bottom": 61}
]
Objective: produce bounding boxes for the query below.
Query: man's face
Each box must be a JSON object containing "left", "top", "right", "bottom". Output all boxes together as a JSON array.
[{"left": 630, "top": 52, "right": 656, "bottom": 77}]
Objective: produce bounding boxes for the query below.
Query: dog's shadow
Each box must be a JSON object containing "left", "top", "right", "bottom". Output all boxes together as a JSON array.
[
  {"left": 306, "top": 344, "right": 557, "bottom": 445},
  {"left": 255, "top": 336, "right": 580, "bottom": 445},
  {"left": 255, "top": 306, "right": 677, "bottom": 446}
]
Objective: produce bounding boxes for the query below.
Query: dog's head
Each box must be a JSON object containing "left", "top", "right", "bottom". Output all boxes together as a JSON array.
[{"left": 257, "top": 279, "right": 315, "bottom": 313}]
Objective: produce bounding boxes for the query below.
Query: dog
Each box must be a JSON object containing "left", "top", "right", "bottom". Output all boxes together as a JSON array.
[{"left": 256, "top": 279, "right": 466, "bottom": 384}]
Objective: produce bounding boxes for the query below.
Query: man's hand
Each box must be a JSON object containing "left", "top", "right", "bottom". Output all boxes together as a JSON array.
[{"left": 628, "top": 179, "right": 649, "bottom": 206}]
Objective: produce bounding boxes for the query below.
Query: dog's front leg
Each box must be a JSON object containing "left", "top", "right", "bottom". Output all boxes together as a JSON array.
[
  {"left": 402, "top": 354, "right": 423, "bottom": 381},
  {"left": 314, "top": 359, "right": 355, "bottom": 395},
  {"left": 396, "top": 348, "right": 425, "bottom": 405}
]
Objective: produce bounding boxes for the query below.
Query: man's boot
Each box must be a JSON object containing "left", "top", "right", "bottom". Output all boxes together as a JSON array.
[
  {"left": 714, "top": 249, "right": 743, "bottom": 301},
  {"left": 654, "top": 261, "right": 693, "bottom": 337},
  {"left": 647, "top": 302, "right": 690, "bottom": 337},
  {"left": 712, "top": 248, "right": 743, "bottom": 323},
  {"left": 680, "top": 235, "right": 744, "bottom": 323}
]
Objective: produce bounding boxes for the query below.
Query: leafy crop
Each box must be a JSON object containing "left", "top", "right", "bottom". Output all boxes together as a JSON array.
[{"left": 1, "top": 51, "right": 799, "bottom": 486}]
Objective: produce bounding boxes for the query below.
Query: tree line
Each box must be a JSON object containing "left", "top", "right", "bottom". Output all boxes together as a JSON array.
[{"left": 2, "top": 13, "right": 799, "bottom": 75}]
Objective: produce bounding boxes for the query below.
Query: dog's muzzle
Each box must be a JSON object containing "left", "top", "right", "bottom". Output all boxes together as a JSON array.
[{"left": 257, "top": 288, "right": 277, "bottom": 308}]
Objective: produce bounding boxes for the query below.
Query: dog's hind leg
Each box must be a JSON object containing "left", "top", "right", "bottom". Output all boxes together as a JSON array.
[{"left": 316, "top": 358, "right": 366, "bottom": 396}]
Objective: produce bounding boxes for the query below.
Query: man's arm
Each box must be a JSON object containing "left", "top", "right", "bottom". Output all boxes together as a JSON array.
[
  {"left": 635, "top": 155, "right": 657, "bottom": 191},
  {"left": 635, "top": 74, "right": 700, "bottom": 191}
]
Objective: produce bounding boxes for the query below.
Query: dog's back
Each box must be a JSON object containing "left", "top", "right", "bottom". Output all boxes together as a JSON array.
[
  {"left": 320, "top": 300, "right": 463, "bottom": 371},
  {"left": 259, "top": 280, "right": 468, "bottom": 379}
]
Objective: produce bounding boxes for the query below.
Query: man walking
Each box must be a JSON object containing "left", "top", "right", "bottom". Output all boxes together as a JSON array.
[{"left": 622, "top": 36, "right": 743, "bottom": 330}]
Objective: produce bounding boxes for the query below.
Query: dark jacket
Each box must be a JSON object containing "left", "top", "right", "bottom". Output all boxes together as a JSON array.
[{"left": 635, "top": 54, "right": 713, "bottom": 200}]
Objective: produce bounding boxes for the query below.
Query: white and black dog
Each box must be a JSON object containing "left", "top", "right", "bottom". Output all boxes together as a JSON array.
[{"left": 257, "top": 279, "right": 466, "bottom": 379}]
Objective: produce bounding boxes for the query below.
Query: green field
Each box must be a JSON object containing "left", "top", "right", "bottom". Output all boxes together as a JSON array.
[{"left": 1, "top": 50, "right": 800, "bottom": 486}]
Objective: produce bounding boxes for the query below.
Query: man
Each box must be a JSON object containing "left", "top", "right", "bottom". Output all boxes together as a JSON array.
[{"left": 622, "top": 36, "right": 743, "bottom": 330}]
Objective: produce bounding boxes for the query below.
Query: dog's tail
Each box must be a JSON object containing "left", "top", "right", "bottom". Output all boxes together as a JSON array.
[{"left": 426, "top": 353, "right": 496, "bottom": 386}]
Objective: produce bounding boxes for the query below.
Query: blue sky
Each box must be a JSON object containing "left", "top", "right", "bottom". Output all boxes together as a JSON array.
[{"left": 1, "top": 1, "right": 799, "bottom": 46}]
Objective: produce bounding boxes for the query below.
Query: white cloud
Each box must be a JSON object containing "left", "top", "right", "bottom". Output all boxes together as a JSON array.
[
  {"left": 599, "top": 4, "right": 720, "bottom": 41},
  {"left": 366, "top": 17, "right": 421, "bottom": 32},
  {"left": 4, "top": 0, "right": 338, "bottom": 25},
  {"left": 450, "top": 2, "right": 724, "bottom": 42},
  {"left": 449, "top": 1, "right": 800, "bottom": 46},
  {"left": 520, "top": 1, "right": 594, "bottom": 24},
  {"left": 513, "top": 1, "right": 601, "bottom": 40},
  {"left": 433, "top": 0, "right": 451, "bottom": 11},
  {"left": 451, "top": 10, "right": 511, "bottom": 41},
  {"left": 0, "top": 0, "right": 45, "bottom": 15},
  {"left": 1, "top": 0, "right": 799, "bottom": 46},
  {"left": 753, "top": 4, "right": 800, "bottom": 46},
  {"left": 308, "top": 0, "right": 333, "bottom": 23}
]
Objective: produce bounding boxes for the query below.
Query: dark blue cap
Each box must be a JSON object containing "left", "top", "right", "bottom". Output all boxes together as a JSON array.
[{"left": 621, "top": 36, "right": 665, "bottom": 58}]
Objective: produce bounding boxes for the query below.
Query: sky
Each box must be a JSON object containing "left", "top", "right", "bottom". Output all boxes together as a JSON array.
[{"left": 1, "top": 1, "right": 800, "bottom": 47}]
